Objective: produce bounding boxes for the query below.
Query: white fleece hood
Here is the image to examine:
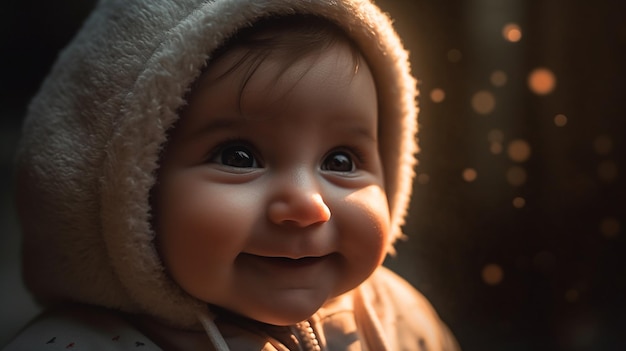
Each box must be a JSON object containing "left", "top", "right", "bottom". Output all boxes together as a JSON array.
[{"left": 15, "top": 0, "right": 418, "bottom": 329}]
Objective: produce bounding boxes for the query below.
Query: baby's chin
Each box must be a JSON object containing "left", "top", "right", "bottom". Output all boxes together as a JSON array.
[
  {"left": 203, "top": 272, "right": 366, "bottom": 326},
  {"left": 226, "top": 288, "right": 352, "bottom": 326},
  {"left": 237, "top": 296, "right": 329, "bottom": 326}
]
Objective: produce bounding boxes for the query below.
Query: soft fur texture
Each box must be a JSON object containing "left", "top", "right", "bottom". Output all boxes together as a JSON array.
[{"left": 16, "top": 0, "right": 418, "bottom": 329}]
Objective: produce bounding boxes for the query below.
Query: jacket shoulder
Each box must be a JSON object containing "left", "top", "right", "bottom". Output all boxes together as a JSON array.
[
  {"left": 2, "top": 305, "right": 160, "bottom": 351},
  {"left": 363, "top": 266, "right": 461, "bottom": 351}
]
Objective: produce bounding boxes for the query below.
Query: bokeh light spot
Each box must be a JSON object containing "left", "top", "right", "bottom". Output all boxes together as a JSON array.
[
  {"left": 502, "top": 23, "right": 522, "bottom": 42},
  {"left": 490, "top": 70, "right": 508, "bottom": 87},
  {"left": 554, "top": 114, "right": 568, "bottom": 127},
  {"left": 447, "top": 49, "right": 462, "bottom": 63},
  {"left": 482, "top": 264, "right": 504, "bottom": 286},
  {"left": 507, "top": 166, "right": 528, "bottom": 186},
  {"left": 507, "top": 139, "right": 532, "bottom": 162},
  {"left": 490, "top": 142, "right": 503, "bottom": 154},
  {"left": 600, "top": 217, "right": 621, "bottom": 238},
  {"left": 463, "top": 168, "right": 478, "bottom": 182},
  {"left": 488, "top": 130, "right": 504, "bottom": 155},
  {"left": 430, "top": 88, "right": 446, "bottom": 103},
  {"left": 512, "top": 196, "right": 526, "bottom": 208},
  {"left": 417, "top": 173, "right": 430, "bottom": 185},
  {"left": 471, "top": 90, "right": 496, "bottom": 115},
  {"left": 593, "top": 135, "right": 613, "bottom": 155},
  {"left": 528, "top": 68, "right": 557, "bottom": 95}
]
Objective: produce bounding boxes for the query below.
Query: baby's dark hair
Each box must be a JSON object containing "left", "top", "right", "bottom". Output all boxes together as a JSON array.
[{"left": 204, "top": 14, "right": 363, "bottom": 112}]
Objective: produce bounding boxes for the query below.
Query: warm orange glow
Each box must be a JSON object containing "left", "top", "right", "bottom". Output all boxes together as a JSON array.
[
  {"left": 471, "top": 90, "right": 496, "bottom": 115},
  {"left": 502, "top": 23, "right": 522, "bottom": 42},
  {"left": 600, "top": 217, "right": 621, "bottom": 238},
  {"left": 490, "top": 70, "right": 508, "bottom": 87},
  {"left": 482, "top": 264, "right": 504, "bottom": 286},
  {"left": 447, "top": 49, "right": 462, "bottom": 63},
  {"left": 507, "top": 166, "right": 527, "bottom": 186},
  {"left": 430, "top": 88, "right": 446, "bottom": 103},
  {"left": 593, "top": 135, "right": 613, "bottom": 155},
  {"left": 507, "top": 139, "right": 531, "bottom": 162},
  {"left": 528, "top": 68, "right": 557, "bottom": 95},
  {"left": 462, "top": 168, "right": 478, "bottom": 182},
  {"left": 554, "top": 114, "right": 568, "bottom": 127},
  {"left": 597, "top": 160, "right": 618, "bottom": 182},
  {"left": 512, "top": 196, "right": 526, "bottom": 208}
]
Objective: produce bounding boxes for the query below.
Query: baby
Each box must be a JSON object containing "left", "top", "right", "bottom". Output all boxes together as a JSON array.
[{"left": 6, "top": 1, "right": 459, "bottom": 350}]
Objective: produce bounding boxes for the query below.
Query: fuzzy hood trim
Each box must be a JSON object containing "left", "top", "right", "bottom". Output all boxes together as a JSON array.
[{"left": 16, "top": 0, "right": 418, "bottom": 328}]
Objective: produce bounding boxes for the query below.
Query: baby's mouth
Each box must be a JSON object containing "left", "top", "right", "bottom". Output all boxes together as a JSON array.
[{"left": 242, "top": 253, "right": 330, "bottom": 269}]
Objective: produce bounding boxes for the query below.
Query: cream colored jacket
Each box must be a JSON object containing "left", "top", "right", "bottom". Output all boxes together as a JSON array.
[
  {"left": 5, "top": 268, "right": 458, "bottom": 350},
  {"left": 9, "top": 0, "right": 459, "bottom": 350}
]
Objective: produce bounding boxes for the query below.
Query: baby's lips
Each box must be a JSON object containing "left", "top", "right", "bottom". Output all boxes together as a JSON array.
[{"left": 240, "top": 252, "right": 337, "bottom": 269}]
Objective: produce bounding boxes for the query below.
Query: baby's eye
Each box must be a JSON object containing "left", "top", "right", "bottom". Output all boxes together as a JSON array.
[
  {"left": 321, "top": 151, "right": 355, "bottom": 172},
  {"left": 211, "top": 144, "right": 260, "bottom": 168}
]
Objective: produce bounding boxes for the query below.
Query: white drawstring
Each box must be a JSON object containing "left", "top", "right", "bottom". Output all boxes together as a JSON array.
[
  {"left": 353, "top": 285, "right": 391, "bottom": 351},
  {"left": 197, "top": 289, "right": 388, "bottom": 351},
  {"left": 197, "top": 310, "right": 231, "bottom": 351}
]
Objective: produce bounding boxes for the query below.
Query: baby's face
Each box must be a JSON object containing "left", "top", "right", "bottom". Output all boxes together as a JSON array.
[{"left": 155, "top": 41, "right": 390, "bottom": 325}]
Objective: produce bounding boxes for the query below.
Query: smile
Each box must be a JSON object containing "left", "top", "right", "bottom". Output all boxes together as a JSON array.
[{"left": 240, "top": 253, "right": 333, "bottom": 270}]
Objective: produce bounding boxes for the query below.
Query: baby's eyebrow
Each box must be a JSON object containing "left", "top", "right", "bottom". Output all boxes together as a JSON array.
[
  {"left": 185, "top": 114, "right": 378, "bottom": 142},
  {"left": 352, "top": 125, "right": 378, "bottom": 141},
  {"left": 331, "top": 120, "right": 378, "bottom": 142},
  {"left": 189, "top": 115, "right": 243, "bottom": 138}
]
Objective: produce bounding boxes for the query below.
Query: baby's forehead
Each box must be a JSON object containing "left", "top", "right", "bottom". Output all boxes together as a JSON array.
[
  {"left": 171, "top": 35, "right": 378, "bottom": 145},
  {"left": 195, "top": 16, "right": 363, "bottom": 87},
  {"left": 203, "top": 42, "right": 360, "bottom": 86},
  {"left": 187, "top": 41, "right": 375, "bottom": 119}
]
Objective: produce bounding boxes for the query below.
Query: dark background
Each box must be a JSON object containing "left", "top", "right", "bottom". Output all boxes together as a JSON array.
[{"left": 1, "top": 1, "right": 625, "bottom": 350}]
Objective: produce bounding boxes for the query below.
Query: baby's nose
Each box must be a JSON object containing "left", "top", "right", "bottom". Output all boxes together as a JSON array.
[{"left": 267, "top": 183, "right": 331, "bottom": 228}]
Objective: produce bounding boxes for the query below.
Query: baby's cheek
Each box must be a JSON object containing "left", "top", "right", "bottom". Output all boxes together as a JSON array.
[
  {"left": 157, "top": 203, "right": 210, "bottom": 286},
  {"left": 340, "top": 185, "right": 390, "bottom": 275},
  {"left": 345, "top": 184, "right": 391, "bottom": 239}
]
